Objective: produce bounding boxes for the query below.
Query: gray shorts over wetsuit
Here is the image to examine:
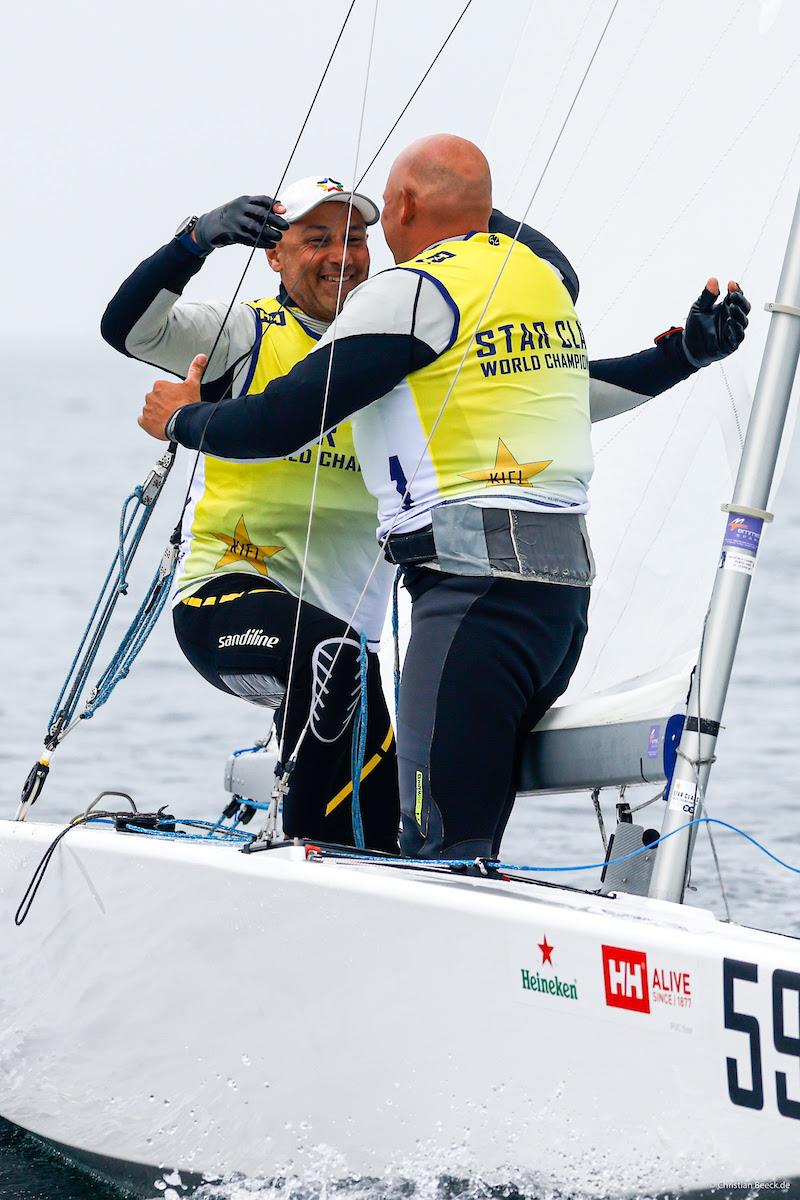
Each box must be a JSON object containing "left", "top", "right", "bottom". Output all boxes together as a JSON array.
[
  {"left": 389, "top": 508, "right": 591, "bottom": 859},
  {"left": 398, "top": 568, "right": 588, "bottom": 859}
]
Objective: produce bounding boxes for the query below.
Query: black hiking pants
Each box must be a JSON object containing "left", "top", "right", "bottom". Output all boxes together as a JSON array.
[
  {"left": 173, "top": 575, "right": 399, "bottom": 853},
  {"left": 397, "top": 567, "right": 589, "bottom": 860}
]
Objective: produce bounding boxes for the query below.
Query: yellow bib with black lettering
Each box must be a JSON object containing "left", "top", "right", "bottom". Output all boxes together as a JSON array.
[
  {"left": 176, "top": 296, "right": 390, "bottom": 643},
  {"left": 354, "top": 232, "right": 592, "bottom": 537}
]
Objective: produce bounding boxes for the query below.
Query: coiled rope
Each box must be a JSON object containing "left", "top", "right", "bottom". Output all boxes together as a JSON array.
[{"left": 16, "top": 450, "right": 178, "bottom": 819}]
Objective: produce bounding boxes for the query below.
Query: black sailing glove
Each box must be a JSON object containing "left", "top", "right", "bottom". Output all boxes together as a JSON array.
[
  {"left": 682, "top": 279, "right": 751, "bottom": 368},
  {"left": 193, "top": 195, "right": 289, "bottom": 254}
]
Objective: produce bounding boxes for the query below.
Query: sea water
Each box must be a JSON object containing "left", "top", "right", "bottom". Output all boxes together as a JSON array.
[{"left": 1, "top": 353, "right": 798, "bottom": 1199}]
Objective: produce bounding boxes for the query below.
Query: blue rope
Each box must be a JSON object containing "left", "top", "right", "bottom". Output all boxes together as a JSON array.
[
  {"left": 312, "top": 818, "right": 800, "bottom": 879},
  {"left": 49, "top": 488, "right": 148, "bottom": 729},
  {"left": 84, "top": 816, "right": 251, "bottom": 845},
  {"left": 391, "top": 568, "right": 401, "bottom": 721},
  {"left": 73, "top": 815, "right": 800, "bottom": 890},
  {"left": 82, "top": 549, "right": 177, "bottom": 718},
  {"left": 116, "top": 487, "right": 143, "bottom": 595},
  {"left": 350, "top": 632, "right": 369, "bottom": 850},
  {"left": 210, "top": 796, "right": 272, "bottom": 836}
]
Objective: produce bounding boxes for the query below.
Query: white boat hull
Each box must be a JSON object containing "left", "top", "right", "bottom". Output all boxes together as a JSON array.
[{"left": 0, "top": 819, "right": 798, "bottom": 1196}]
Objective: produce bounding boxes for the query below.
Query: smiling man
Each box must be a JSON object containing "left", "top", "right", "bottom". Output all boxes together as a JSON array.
[{"left": 101, "top": 177, "right": 401, "bottom": 852}]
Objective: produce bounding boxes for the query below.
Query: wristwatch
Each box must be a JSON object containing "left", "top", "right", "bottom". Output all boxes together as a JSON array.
[
  {"left": 175, "top": 214, "right": 199, "bottom": 239},
  {"left": 174, "top": 214, "right": 207, "bottom": 256}
]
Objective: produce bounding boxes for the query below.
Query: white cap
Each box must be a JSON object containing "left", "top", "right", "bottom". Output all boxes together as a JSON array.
[{"left": 277, "top": 175, "right": 380, "bottom": 227}]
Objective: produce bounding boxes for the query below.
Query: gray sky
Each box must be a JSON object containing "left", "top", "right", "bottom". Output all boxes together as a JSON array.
[
  {"left": 3, "top": 0, "right": 524, "bottom": 348},
  {"left": 4, "top": 0, "right": 798, "bottom": 360}
]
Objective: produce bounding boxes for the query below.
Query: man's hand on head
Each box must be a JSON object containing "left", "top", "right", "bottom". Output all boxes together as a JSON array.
[
  {"left": 683, "top": 277, "right": 751, "bottom": 368},
  {"left": 193, "top": 196, "right": 289, "bottom": 254},
  {"left": 139, "top": 354, "right": 207, "bottom": 441}
]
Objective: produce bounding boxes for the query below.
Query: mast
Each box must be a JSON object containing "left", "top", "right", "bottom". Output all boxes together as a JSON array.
[{"left": 649, "top": 184, "right": 800, "bottom": 903}]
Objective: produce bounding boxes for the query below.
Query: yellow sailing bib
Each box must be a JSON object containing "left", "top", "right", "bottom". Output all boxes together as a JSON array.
[
  {"left": 353, "top": 232, "right": 592, "bottom": 537},
  {"left": 176, "top": 296, "right": 391, "bottom": 642}
]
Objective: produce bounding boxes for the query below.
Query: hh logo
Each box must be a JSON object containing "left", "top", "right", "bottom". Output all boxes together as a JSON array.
[{"left": 602, "top": 945, "right": 650, "bottom": 1013}]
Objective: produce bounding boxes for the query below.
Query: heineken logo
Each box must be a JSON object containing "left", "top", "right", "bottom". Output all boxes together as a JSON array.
[
  {"left": 520, "top": 968, "right": 578, "bottom": 1000},
  {"left": 519, "top": 935, "right": 579, "bottom": 1001}
]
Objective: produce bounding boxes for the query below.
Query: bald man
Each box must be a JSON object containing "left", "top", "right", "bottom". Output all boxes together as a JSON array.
[{"left": 140, "top": 134, "right": 749, "bottom": 861}]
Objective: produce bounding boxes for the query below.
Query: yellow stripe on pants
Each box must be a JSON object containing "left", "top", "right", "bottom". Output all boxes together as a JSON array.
[{"left": 325, "top": 724, "right": 395, "bottom": 816}]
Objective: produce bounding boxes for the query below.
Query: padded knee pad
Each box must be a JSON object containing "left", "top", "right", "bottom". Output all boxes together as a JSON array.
[{"left": 220, "top": 672, "right": 286, "bottom": 708}]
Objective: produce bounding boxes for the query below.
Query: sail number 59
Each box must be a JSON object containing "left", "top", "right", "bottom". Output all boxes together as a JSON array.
[{"left": 723, "top": 957, "right": 800, "bottom": 1119}]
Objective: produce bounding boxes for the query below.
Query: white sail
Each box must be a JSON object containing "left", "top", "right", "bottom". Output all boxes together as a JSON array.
[
  {"left": 380, "top": 1, "right": 800, "bottom": 762},
  {"left": 496, "top": 2, "right": 800, "bottom": 702}
]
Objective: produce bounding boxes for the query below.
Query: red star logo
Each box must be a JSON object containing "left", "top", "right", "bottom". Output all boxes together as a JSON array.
[{"left": 538, "top": 936, "right": 554, "bottom": 966}]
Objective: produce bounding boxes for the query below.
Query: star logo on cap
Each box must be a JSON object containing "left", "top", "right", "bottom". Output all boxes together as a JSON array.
[
  {"left": 212, "top": 516, "right": 283, "bottom": 577},
  {"left": 538, "top": 936, "right": 554, "bottom": 966},
  {"left": 317, "top": 177, "right": 344, "bottom": 193},
  {"left": 461, "top": 438, "right": 551, "bottom": 488}
]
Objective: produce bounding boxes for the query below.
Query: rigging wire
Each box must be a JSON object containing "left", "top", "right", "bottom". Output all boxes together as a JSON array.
[
  {"left": 576, "top": 375, "right": 703, "bottom": 696},
  {"left": 189, "top": 0, "right": 474, "bottom": 405},
  {"left": 719, "top": 362, "right": 745, "bottom": 450},
  {"left": 170, "top": 0, "right": 477, "bottom": 566},
  {"left": 353, "top": 0, "right": 473, "bottom": 190},
  {"left": 20, "top": 0, "right": 481, "bottom": 823},
  {"left": 479, "top": 0, "right": 540, "bottom": 154},
  {"left": 170, "top": 0, "right": 360, "bottom": 533},
  {"left": 715, "top": 125, "right": 800, "bottom": 457},
  {"left": 15, "top": 448, "right": 182, "bottom": 819},
  {"left": 579, "top": 112, "right": 800, "bottom": 692},
  {"left": 591, "top": 45, "right": 800, "bottom": 334},
  {"left": 576, "top": 72, "right": 800, "bottom": 698},
  {"left": 532, "top": 26, "right": 800, "bottom": 774},
  {"left": 541, "top": 0, "right": 668, "bottom": 228},
  {"left": 15, "top": 2, "right": 362, "bottom": 820},
  {"left": 121, "top": 0, "right": 482, "bottom": 810},
  {"left": 682, "top": 607, "right": 710, "bottom": 897},
  {"left": 279, "top": 0, "right": 381, "bottom": 762},
  {"left": 705, "top": 815, "right": 732, "bottom": 922},
  {"left": 504, "top": 0, "right": 598, "bottom": 205},
  {"left": 577, "top": 0, "right": 748, "bottom": 266},
  {"left": 588, "top": 133, "right": 800, "bottom": 631},
  {"left": 479, "top": 0, "right": 542, "bottom": 154},
  {"left": 196, "top": 0, "right": 359, "bottom": 375},
  {"left": 741, "top": 124, "right": 800, "bottom": 281},
  {"left": 193, "top": 0, "right": 475, "bottom": 396},
  {"left": 590, "top": 788, "right": 608, "bottom": 853},
  {"left": 567, "top": 20, "right": 800, "bottom": 488},
  {"left": 276, "top": 0, "right": 623, "bottom": 786}
]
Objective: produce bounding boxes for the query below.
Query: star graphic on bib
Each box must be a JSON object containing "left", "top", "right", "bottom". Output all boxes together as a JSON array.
[
  {"left": 460, "top": 439, "right": 552, "bottom": 488},
  {"left": 213, "top": 516, "right": 283, "bottom": 577},
  {"left": 538, "top": 936, "right": 554, "bottom": 966}
]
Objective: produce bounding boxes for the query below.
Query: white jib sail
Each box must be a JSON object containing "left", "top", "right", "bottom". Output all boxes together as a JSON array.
[{"left": 381, "top": 0, "right": 800, "bottom": 742}]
